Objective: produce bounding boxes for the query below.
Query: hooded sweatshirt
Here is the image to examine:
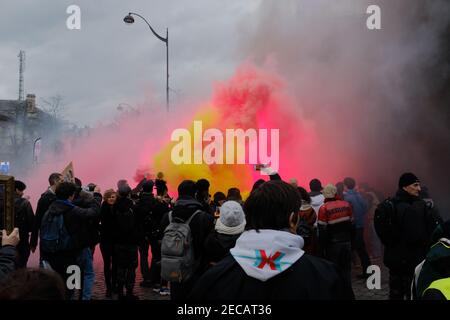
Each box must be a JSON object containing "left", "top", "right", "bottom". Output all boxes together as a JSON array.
[
  {"left": 230, "top": 229, "right": 304, "bottom": 281},
  {"left": 189, "top": 228, "right": 354, "bottom": 300}
]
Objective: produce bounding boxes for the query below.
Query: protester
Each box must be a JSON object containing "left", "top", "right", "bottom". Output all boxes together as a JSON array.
[
  {"left": 204, "top": 200, "right": 246, "bottom": 266},
  {"left": 412, "top": 220, "right": 450, "bottom": 300},
  {"left": 296, "top": 186, "right": 318, "bottom": 256},
  {"left": 30, "top": 173, "right": 63, "bottom": 255},
  {"left": 99, "top": 189, "right": 118, "bottom": 298},
  {"left": 318, "top": 184, "right": 354, "bottom": 290},
  {"left": 13, "top": 180, "right": 35, "bottom": 268},
  {"left": 72, "top": 180, "right": 101, "bottom": 300},
  {"left": 309, "top": 178, "right": 325, "bottom": 218},
  {"left": 382, "top": 172, "right": 442, "bottom": 300},
  {"left": 343, "top": 177, "right": 371, "bottom": 278},
  {"left": 226, "top": 188, "right": 243, "bottom": 205},
  {"left": 39, "top": 181, "right": 101, "bottom": 299},
  {"left": 0, "top": 228, "right": 20, "bottom": 281},
  {"left": 160, "top": 180, "right": 215, "bottom": 300},
  {"left": 189, "top": 180, "right": 354, "bottom": 300},
  {"left": 113, "top": 185, "right": 139, "bottom": 300},
  {"left": 211, "top": 191, "right": 226, "bottom": 218}
]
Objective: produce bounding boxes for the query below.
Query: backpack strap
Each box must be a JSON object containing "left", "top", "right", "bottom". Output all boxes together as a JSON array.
[
  {"left": 168, "top": 211, "right": 173, "bottom": 223},
  {"left": 185, "top": 210, "right": 203, "bottom": 225}
]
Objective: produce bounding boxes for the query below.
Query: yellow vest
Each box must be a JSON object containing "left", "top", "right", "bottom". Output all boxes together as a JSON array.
[{"left": 424, "top": 277, "right": 450, "bottom": 300}]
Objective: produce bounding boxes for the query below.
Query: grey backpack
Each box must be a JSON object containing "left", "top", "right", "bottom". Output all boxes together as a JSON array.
[{"left": 161, "top": 210, "right": 201, "bottom": 283}]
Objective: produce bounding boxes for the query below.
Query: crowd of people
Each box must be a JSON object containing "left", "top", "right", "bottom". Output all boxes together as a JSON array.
[{"left": 0, "top": 167, "right": 448, "bottom": 300}]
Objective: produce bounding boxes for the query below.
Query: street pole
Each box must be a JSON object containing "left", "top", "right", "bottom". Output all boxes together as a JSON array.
[
  {"left": 124, "top": 12, "right": 169, "bottom": 112},
  {"left": 166, "top": 28, "right": 169, "bottom": 112}
]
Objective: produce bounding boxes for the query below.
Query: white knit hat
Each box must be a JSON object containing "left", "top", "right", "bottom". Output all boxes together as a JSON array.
[{"left": 215, "top": 200, "right": 246, "bottom": 235}]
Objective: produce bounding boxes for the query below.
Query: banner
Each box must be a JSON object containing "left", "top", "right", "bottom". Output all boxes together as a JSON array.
[{"left": 61, "top": 161, "right": 75, "bottom": 183}]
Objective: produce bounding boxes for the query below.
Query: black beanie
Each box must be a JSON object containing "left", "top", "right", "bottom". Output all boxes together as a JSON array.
[{"left": 398, "top": 172, "right": 420, "bottom": 189}]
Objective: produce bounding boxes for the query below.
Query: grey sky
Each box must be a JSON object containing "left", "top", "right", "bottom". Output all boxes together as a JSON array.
[{"left": 0, "top": 0, "right": 260, "bottom": 126}]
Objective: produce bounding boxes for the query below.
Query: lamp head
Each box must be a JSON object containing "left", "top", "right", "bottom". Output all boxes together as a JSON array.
[{"left": 123, "top": 14, "right": 135, "bottom": 24}]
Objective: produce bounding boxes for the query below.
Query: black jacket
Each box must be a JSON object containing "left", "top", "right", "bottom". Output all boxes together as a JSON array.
[
  {"left": 384, "top": 189, "right": 442, "bottom": 271},
  {"left": 14, "top": 196, "right": 35, "bottom": 246},
  {"left": 204, "top": 231, "right": 241, "bottom": 265},
  {"left": 0, "top": 245, "right": 16, "bottom": 281},
  {"left": 189, "top": 253, "right": 354, "bottom": 300},
  {"left": 160, "top": 196, "right": 214, "bottom": 272},
  {"left": 113, "top": 197, "right": 139, "bottom": 245},
  {"left": 40, "top": 193, "right": 101, "bottom": 255},
  {"left": 99, "top": 202, "right": 116, "bottom": 243},
  {"left": 30, "top": 189, "right": 56, "bottom": 249},
  {"left": 134, "top": 192, "right": 169, "bottom": 241},
  {"left": 72, "top": 191, "right": 102, "bottom": 247}
]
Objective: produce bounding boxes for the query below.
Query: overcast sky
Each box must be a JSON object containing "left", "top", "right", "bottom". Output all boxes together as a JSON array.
[{"left": 0, "top": 0, "right": 261, "bottom": 126}]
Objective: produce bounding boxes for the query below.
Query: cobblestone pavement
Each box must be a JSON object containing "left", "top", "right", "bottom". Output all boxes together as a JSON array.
[
  {"left": 88, "top": 248, "right": 389, "bottom": 300},
  {"left": 29, "top": 246, "right": 389, "bottom": 300}
]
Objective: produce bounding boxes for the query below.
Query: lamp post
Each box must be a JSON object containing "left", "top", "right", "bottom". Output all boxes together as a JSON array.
[{"left": 124, "top": 12, "right": 169, "bottom": 112}]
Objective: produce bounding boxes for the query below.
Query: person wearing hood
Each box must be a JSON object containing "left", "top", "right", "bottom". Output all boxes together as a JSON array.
[
  {"left": 30, "top": 173, "right": 63, "bottom": 256},
  {"left": 384, "top": 173, "right": 442, "bottom": 300},
  {"left": 39, "top": 182, "right": 101, "bottom": 299},
  {"left": 296, "top": 187, "right": 318, "bottom": 256},
  {"left": 412, "top": 220, "right": 450, "bottom": 300},
  {"left": 204, "top": 200, "right": 246, "bottom": 266},
  {"left": 189, "top": 180, "right": 353, "bottom": 300},
  {"left": 160, "top": 180, "right": 215, "bottom": 300},
  {"left": 309, "top": 179, "right": 325, "bottom": 222},
  {"left": 113, "top": 185, "right": 140, "bottom": 300},
  {"left": 318, "top": 184, "right": 354, "bottom": 289}
]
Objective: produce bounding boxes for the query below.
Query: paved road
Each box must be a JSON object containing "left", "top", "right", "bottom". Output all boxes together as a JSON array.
[{"left": 87, "top": 249, "right": 389, "bottom": 300}]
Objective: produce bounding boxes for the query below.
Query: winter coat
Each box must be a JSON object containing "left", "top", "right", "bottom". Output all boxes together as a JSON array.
[
  {"left": 113, "top": 197, "right": 139, "bottom": 245},
  {"left": 204, "top": 231, "right": 241, "bottom": 265},
  {"left": 72, "top": 191, "right": 101, "bottom": 247},
  {"left": 318, "top": 198, "right": 353, "bottom": 245},
  {"left": 189, "top": 229, "right": 353, "bottom": 300},
  {"left": 160, "top": 196, "right": 215, "bottom": 273},
  {"left": 344, "top": 189, "right": 368, "bottom": 229},
  {"left": 383, "top": 189, "right": 442, "bottom": 272},
  {"left": 40, "top": 193, "right": 101, "bottom": 256},
  {"left": 134, "top": 192, "right": 169, "bottom": 241},
  {"left": 99, "top": 202, "right": 116, "bottom": 243},
  {"left": 30, "top": 188, "right": 56, "bottom": 249},
  {"left": 14, "top": 196, "right": 35, "bottom": 246}
]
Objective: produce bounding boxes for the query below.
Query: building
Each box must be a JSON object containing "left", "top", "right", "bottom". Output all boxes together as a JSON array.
[{"left": 0, "top": 94, "right": 57, "bottom": 174}]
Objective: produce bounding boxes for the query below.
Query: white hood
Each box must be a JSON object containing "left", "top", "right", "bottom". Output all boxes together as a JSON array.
[{"left": 230, "top": 229, "right": 305, "bottom": 282}]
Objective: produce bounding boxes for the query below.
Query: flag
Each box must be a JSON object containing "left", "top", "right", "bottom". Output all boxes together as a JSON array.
[{"left": 61, "top": 161, "right": 75, "bottom": 183}]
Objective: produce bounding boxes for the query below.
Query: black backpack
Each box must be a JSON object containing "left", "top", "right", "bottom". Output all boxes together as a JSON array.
[
  {"left": 374, "top": 198, "right": 399, "bottom": 246},
  {"left": 40, "top": 204, "right": 74, "bottom": 253},
  {"left": 296, "top": 215, "right": 313, "bottom": 240}
]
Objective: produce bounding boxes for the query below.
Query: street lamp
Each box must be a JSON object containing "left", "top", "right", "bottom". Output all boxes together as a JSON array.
[{"left": 124, "top": 12, "right": 169, "bottom": 112}]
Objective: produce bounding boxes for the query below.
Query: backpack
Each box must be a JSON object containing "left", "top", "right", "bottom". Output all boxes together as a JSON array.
[
  {"left": 161, "top": 210, "right": 201, "bottom": 283},
  {"left": 40, "top": 204, "right": 74, "bottom": 254},
  {"left": 296, "top": 215, "right": 313, "bottom": 240},
  {"left": 374, "top": 198, "right": 399, "bottom": 246}
]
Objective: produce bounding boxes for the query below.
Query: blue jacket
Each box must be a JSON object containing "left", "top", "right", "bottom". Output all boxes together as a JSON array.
[{"left": 344, "top": 190, "right": 368, "bottom": 228}]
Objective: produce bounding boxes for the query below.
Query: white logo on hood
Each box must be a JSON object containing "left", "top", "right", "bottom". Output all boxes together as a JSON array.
[{"left": 230, "top": 229, "right": 305, "bottom": 282}]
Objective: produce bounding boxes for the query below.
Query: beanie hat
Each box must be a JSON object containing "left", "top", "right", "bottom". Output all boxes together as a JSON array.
[
  {"left": 398, "top": 172, "right": 420, "bottom": 189},
  {"left": 322, "top": 184, "right": 337, "bottom": 199},
  {"left": 215, "top": 200, "right": 246, "bottom": 235}
]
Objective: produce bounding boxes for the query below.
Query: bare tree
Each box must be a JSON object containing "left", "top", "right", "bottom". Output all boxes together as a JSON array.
[{"left": 40, "top": 94, "right": 65, "bottom": 121}]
